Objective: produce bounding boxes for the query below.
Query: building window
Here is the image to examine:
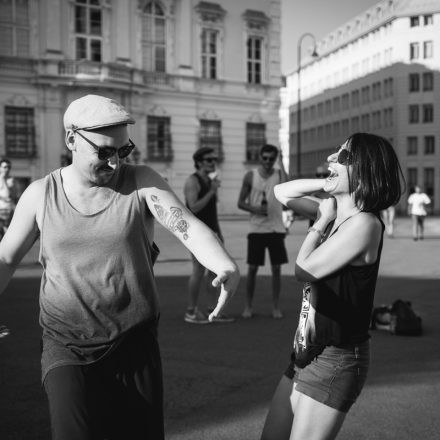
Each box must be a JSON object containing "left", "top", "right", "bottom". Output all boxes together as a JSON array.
[
  {"left": 409, "top": 105, "right": 419, "bottom": 123},
  {"left": 341, "top": 93, "right": 349, "bottom": 110},
  {"left": 361, "top": 86, "right": 370, "bottom": 104},
  {"left": 407, "top": 136, "right": 418, "bottom": 155},
  {"left": 361, "top": 114, "right": 370, "bottom": 131},
  {"left": 325, "top": 100, "right": 331, "bottom": 115},
  {"left": 423, "top": 104, "right": 433, "bottom": 123},
  {"left": 424, "top": 15, "right": 433, "bottom": 25},
  {"left": 0, "top": 0, "right": 30, "bottom": 56},
  {"left": 407, "top": 168, "right": 418, "bottom": 194},
  {"left": 424, "top": 136, "right": 435, "bottom": 154},
  {"left": 342, "top": 119, "right": 349, "bottom": 134},
  {"left": 372, "top": 82, "right": 382, "bottom": 100},
  {"left": 317, "top": 102, "right": 324, "bottom": 117},
  {"left": 409, "top": 73, "right": 420, "bottom": 92},
  {"left": 332, "top": 121, "right": 340, "bottom": 137},
  {"left": 410, "top": 16, "right": 419, "bottom": 27},
  {"left": 141, "top": 1, "right": 166, "bottom": 72},
  {"left": 384, "top": 77, "right": 394, "bottom": 97},
  {"left": 351, "top": 90, "right": 360, "bottom": 107},
  {"left": 201, "top": 28, "right": 218, "bottom": 79},
  {"left": 247, "top": 36, "right": 263, "bottom": 84},
  {"left": 372, "top": 111, "right": 381, "bottom": 129},
  {"left": 351, "top": 116, "right": 359, "bottom": 132},
  {"left": 199, "top": 119, "right": 223, "bottom": 160},
  {"left": 423, "top": 72, "right": 433, "bottom": 91},
  {"left": 423, "top": 41, "right": 433, "bottom": 59},
  {"left": 384, "top": 108, "right": 394, "bottom": 127},
  {"left": 147, "top": 116, "right": 172, "bottom": 161},
  {"left": 410, "top": 42, "right": 419, "bottom": 60},
  {"left": 424, "top": 167, "right": 435, "bottom": 205},
  {"left": 74, "top": 0, "right": 102, "bottom": 61},
  {"left": 5, "top": 106, "right": 36, "bottom": 158},
  {"left": 246, "top": 123, "right": 266, "bottom": 162},
  {"left": 332, "top": 97, "right": 340, "bottom": 113}
]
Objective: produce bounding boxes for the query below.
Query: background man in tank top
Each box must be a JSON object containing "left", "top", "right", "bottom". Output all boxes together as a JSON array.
[
  {"left": 237, "top": 144, "right": 288, "bottom": 319},
  {"left": 183, "top": 147, "right": 234, "bottom": 324},
  {"left": 0, "top": 94, "right": 240, "bottom": 440}
]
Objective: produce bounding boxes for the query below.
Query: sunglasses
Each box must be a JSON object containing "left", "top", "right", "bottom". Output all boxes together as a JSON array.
[
  {"left": 261, "top": 155, "right": 276, "bottom": 163},
  {"left": 202, "top": 157, "right": 218, "bottom": 163},
  {"left": 334, "top": 147, "right": 352, "bottom": 165},
  {"left": 74, "top": 130, "right": 135, "bottom": 161}
]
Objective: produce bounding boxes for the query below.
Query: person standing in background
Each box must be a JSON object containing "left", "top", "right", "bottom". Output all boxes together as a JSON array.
[
  {"left": 183, "top": 147, "right": 234, "bottom": 324},
  {"left": 408, "top": 185, "right": 431, "bottom": 240},
  {"left": 0, "top": 158, "right": 17, "bottom": 240},
  {"left": 237, "top": 144, "right": 288, "bottom": 319}
]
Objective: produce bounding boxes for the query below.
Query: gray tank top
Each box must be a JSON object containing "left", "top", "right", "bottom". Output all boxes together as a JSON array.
[{"left": 39, "top": 164, "right": 159, "bottom": 380}]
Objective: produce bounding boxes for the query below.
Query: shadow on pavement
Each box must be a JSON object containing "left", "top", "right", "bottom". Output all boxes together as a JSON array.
[{"left": 0, "top": 274, "right": 439, "bottom": 440}]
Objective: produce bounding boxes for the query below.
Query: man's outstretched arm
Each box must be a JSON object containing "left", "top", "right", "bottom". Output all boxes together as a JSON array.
[
  {"left": 0, "top": 180, "right": 42, "bottom": 294},
  {"left": 136, "top": 166, "right": 240, "bottom": 319}
]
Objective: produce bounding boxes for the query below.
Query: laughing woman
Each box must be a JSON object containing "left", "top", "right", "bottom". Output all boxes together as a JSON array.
[{"left": 261, "top": 133, "right": 404, "bottom": 440}]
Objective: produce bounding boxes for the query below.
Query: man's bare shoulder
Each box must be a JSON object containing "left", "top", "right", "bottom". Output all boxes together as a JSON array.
[{"left": 21, "top": 178, "right": 46, "bottom": 201}]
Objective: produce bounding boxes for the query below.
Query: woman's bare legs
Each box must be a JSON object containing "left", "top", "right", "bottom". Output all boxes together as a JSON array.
[
  {"left": 261, "top": 376, "right": 294, "bottom": 440},
  {"left": 289, "top": 388, "right": 346, "bottom": 440},
  {"left": 261, "top": 376, "right": 347, "bottom": 440}
]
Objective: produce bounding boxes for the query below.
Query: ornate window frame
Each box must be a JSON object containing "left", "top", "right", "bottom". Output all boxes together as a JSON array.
[
  {"left": 195, "top": 2, "right": 225, "bottom": 80},
  {"left": 242, "top": 9, "right": 269, "bottom": 86}
]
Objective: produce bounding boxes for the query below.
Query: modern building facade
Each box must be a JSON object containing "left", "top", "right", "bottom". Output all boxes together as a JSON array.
[
  {"left": 0, "top": 0, "right": 282, "bottom": 214},
  {"left": 281, "top": 0, "right": 440, "bottom": 213}
]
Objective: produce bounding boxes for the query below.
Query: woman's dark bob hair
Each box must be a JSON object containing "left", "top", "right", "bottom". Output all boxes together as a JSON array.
[{"left": 346, "top": 133, "right": 405, "bottom": 213}]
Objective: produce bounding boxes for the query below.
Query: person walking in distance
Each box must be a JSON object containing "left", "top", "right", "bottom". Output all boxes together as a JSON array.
[
  {"left": 408, "top": 185, "right": 431, "bottom": 241},
  {"left": 0, "top": 157, "right": 17, "bottom": 240},
  {"left": 0, "top": 94, "right": 240, "bottom": 440},
  {"left": 261, "top": 133, "right": 404, "bottom": 440},
  {"left": 238, "top": 144, "right": 288, "bottom": 319},
  {"left": 183, "top": 147, "right": 234, "bottom": 324}
]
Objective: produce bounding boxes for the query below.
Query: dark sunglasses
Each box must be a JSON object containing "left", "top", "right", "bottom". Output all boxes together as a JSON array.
[
  {"left": 203, "top": 157, "right": 218, "bottom": 163},
  {"left": 335, "top": 147, "right": 352, "bottom": 165},
  {"left": 261, "top": 155, "right": 276, "bottom": 163},
  {"left": 74, "top": 130, "right": 135, "bottom": 161}
]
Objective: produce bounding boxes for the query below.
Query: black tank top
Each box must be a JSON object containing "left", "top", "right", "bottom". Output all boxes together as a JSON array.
[
  {"left": 186, "top": 173, "right": 220, "bottom": 234},
  {"left": 293, "top": 215, "right": 385, "bottom": 368}
]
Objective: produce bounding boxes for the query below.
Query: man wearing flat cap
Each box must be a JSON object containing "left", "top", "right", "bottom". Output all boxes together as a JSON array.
[
  {"left": 0, "top": 94, "right": 239, "bottom": 439},
  {"left": 183, "top": 147, "right": 234, "bottom": 324}
]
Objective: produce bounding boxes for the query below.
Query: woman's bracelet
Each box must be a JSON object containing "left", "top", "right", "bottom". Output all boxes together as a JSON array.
[{"left": 307, "top": 226, "right": 325, "bottom": 239}]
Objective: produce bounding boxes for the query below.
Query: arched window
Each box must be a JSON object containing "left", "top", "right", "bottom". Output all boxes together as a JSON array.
[
  {"left": 141, "top": 1, "right": 166, "bottom": 72},
  {"left": 74, "top": 0, "right": 103, "bottom": 62}
]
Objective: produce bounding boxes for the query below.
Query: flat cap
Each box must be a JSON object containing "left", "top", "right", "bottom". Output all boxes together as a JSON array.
[{"left": 63, "top": 94, "right": 135, "bottom": 131}]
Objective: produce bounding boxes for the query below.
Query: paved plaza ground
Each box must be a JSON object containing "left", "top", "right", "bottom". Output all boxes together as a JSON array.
[{"left": 0, "top": 215, "right": 439, "bottom": 439}]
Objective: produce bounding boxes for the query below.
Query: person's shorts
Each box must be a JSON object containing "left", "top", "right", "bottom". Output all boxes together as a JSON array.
[
  {"left": 284, "top": 341, "right": 370, "bottom": 413},
  {"left": 247, "top": 233, "right": 288, "bottom": 266}
]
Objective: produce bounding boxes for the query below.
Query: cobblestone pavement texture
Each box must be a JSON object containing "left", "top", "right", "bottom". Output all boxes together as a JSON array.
[{"left": 1, "top": 216, "right": 439, "bottom": 439}]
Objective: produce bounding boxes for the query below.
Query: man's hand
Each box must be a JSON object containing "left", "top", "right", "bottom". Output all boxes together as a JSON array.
[
  {"left": 210, "top": 178, "right": 221, "bottom": 193},
  {"left": 208, "top": 265, "right": 240, "bottom": 321}
]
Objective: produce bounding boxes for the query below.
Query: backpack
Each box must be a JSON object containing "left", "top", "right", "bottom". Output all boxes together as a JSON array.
[
  {"left": 370, "top": 300, "right": 422, "bottom": 336},
  {"left": 389, "top": 300, "right": 422, "bottom": 336}
]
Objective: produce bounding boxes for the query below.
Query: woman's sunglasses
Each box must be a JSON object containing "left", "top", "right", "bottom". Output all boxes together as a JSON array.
[
  {"left": 335, "top": 147, "right": 352, "bottom": 165},
  {"left": 74, "top": 130, "right": 135, "bottom": 161}
]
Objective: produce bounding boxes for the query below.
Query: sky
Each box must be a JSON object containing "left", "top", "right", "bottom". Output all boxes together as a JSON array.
[{"left": 281, "top": 0, "right": 381, "bottom": 75}]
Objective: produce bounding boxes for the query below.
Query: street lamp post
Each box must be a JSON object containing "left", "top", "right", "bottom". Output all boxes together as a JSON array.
[{"left": 296, "top": 33, "right": 318, "bottom": 177}]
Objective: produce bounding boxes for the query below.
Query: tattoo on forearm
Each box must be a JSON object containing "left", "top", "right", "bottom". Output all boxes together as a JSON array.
[{"left": 151, "top": 195, "right": 189, "bottom": 240}]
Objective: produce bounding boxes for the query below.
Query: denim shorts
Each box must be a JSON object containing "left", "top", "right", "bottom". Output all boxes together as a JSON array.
[{"left": 285, "top": 341, "right": 370, "bottom": 413}]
